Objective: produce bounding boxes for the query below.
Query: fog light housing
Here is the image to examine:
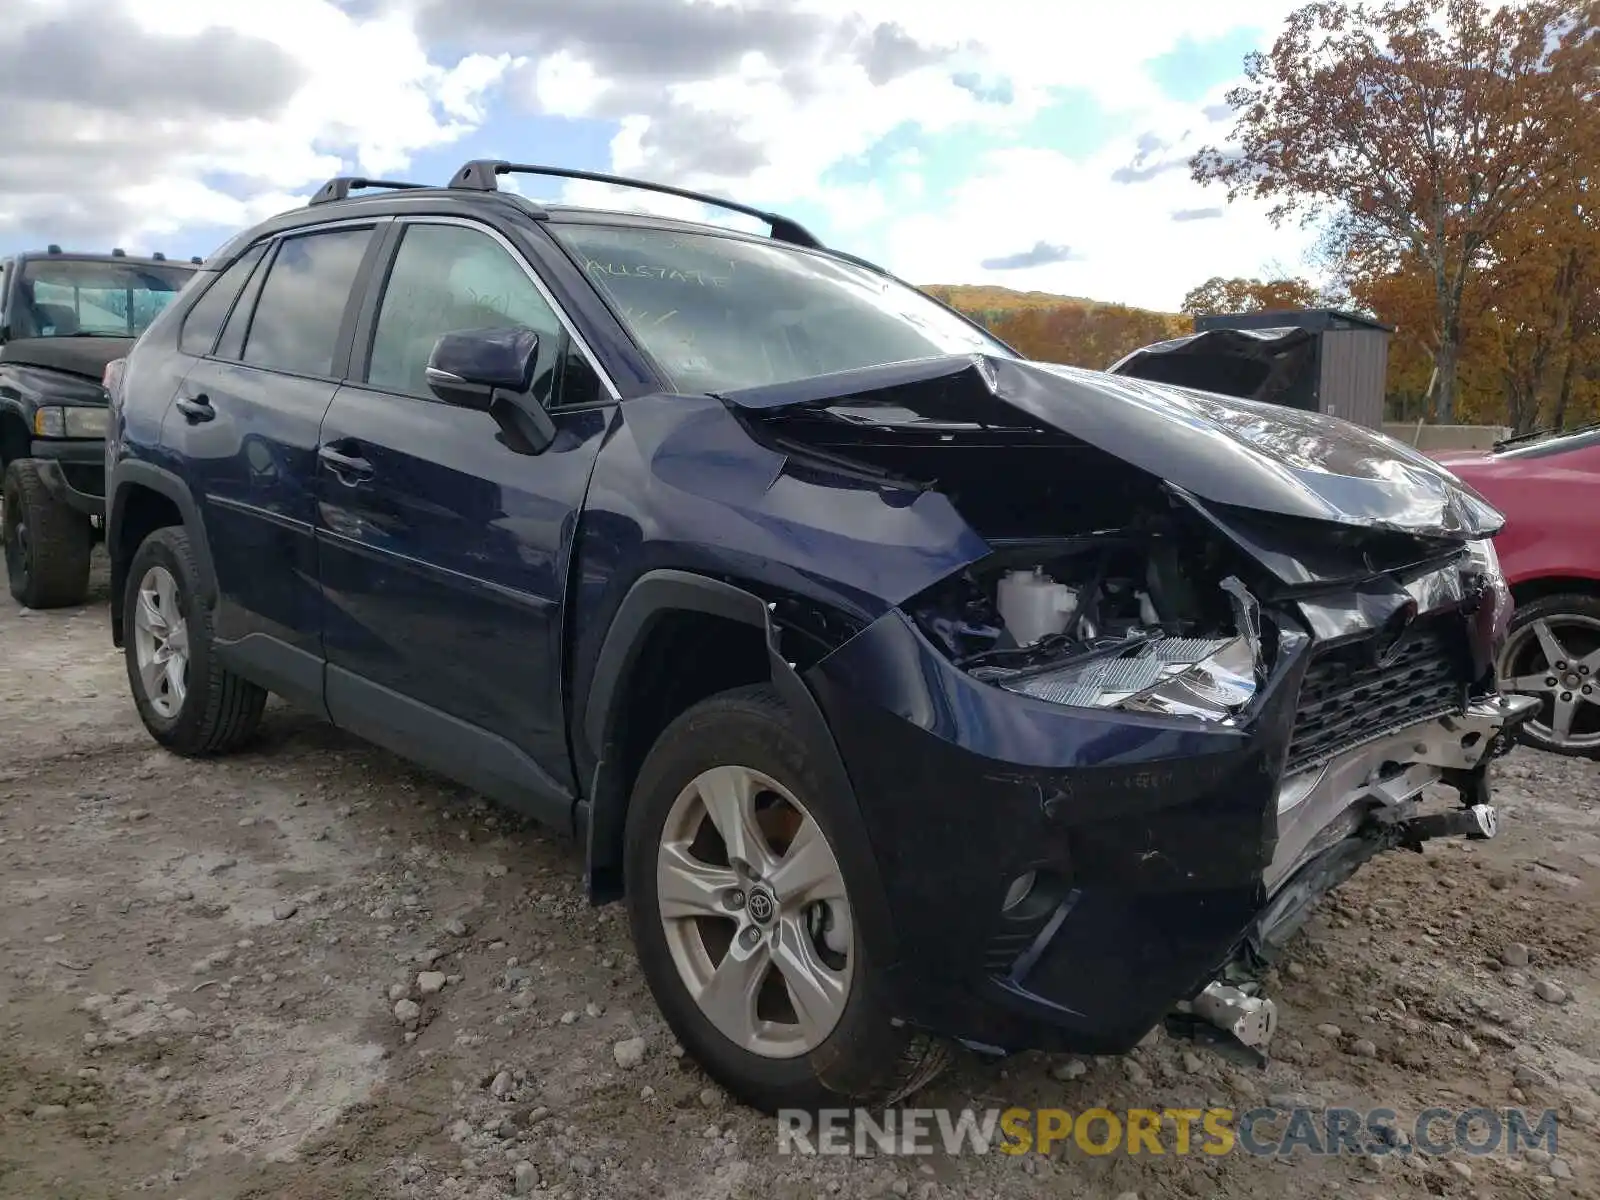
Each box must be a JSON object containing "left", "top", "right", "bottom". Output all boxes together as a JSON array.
[{"left": 1001, "top": 870, "right": 1038, "bottom": 913}]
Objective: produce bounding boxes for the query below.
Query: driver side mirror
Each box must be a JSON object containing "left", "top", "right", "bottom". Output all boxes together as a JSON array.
[{"left": 425, "top": 326, "right": 556, "bottom": 456}]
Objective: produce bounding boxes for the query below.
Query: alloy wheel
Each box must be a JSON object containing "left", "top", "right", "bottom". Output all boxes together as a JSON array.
[
  {"left": 656, "top": 764, "right": 854, "bottom": 1059},
  {"left": 1498, "top": 614, "right": 1600, "bottom": 752},
  {"left": 132, "top": 565, "right": 190, "bottom": 719}
]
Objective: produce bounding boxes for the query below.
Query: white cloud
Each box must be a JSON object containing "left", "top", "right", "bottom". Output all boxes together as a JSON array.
[
  {"left": 0, "top": 0, "right": 514, "bottom": 250},
  {"left": 1, "top": 0, "right": 1330, "bottom": 307},
  {"left": 872, "top": 87, "right": 1325, "bottom": 309},
  {"left": 533, "top": 49, "right": 609, "bottom": 118},
  {"left": 517, "top": 0, "right": 1323, "bottom": 309}
]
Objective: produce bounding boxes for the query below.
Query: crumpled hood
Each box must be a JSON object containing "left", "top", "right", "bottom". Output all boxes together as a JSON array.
[{"left": 716, "top": 354, "right": 1505, "bottom": 540}]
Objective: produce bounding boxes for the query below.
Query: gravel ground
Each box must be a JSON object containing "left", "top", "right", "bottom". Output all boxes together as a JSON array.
[{"left": 2, "top": 551, "right": 1598, "bottom": 1200}]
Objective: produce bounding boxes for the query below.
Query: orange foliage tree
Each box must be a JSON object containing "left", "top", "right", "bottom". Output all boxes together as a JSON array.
[
  {"left": 1180, "top": 276, "right": 1320, "bottom": 316},
  {"left": 1192, "top": 0, "right": 1597, "bottom": 422},
  {"left": 985, "top": 302, "right": 1189, "bottom": 370}
]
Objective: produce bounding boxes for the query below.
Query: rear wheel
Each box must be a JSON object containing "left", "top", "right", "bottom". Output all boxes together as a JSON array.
[
  {"left": 623, "top": 684, "right": 949, "bottom": 1113},
  {"left": 123, "top": 525, "right": 267, "bottom": 756},
  {"left": 3, "top": 459, "right": 92, "bottom": 609},
  {"left": 1497, "top": 594, "right": 1600, "bottom": 759}
]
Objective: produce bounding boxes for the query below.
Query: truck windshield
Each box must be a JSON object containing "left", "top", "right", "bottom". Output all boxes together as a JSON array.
[
  {"left": 548, "top": 221, "right": 1014, "bottom": 393},
  {"left": 14, "top": 259, "right": 196, "bottom": 339}
]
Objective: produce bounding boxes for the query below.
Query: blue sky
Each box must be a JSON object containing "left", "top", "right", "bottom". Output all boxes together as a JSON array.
[{"left": 0, "top": 0, "right": 1320, "bottom": 312}]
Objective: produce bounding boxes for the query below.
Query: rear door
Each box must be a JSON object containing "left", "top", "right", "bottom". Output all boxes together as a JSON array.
[
  {"left": 315, "top": 216, "right": 615, "bottom": 826},
  {"left": 166, "top": 220, "right": 389, "bottom": 706}
]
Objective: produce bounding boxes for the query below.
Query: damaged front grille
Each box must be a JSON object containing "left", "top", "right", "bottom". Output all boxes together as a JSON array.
[{"left": 1285, "top": 614, "right": 1469, "bottom": 776}]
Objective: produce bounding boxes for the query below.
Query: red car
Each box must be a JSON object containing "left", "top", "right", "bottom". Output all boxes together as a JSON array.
[{"left": 1433, "top": 424, "right": 1600, "bottom": 759}]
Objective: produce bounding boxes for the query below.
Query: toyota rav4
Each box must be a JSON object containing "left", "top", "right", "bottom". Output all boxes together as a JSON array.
[{"left": 104, "top": 162, "right": 1537, "bottom": 1113}]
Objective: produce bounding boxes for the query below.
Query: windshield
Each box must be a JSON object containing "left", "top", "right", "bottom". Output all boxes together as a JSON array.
[
  {"left": 548, "top": 221, "right": 1014, "bottom": 393},
  {"left": 13, "top": 259, "right": 195, "bottom": 339}
]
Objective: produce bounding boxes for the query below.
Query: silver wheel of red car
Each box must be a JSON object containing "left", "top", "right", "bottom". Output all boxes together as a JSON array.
[
  {"left": 656, "top": 763, "right": 854, "bottom": 1058},
  {"left": 1498, "top": 597, "right": 1600, "bottom": 757}
]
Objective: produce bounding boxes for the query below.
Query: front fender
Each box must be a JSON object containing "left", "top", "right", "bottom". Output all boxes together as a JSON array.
[
  {"left": 579, "top": 568, "right": 900, "bottom": 971},
  {"left": 106, "top": 459, "right": 217, "bottom": 647}
]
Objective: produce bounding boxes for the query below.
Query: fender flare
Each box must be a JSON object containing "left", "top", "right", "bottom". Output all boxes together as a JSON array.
[
  {"left": 106, "top": 460, "right": 218, "bottom": 645},
  {"left": 579, "top": 569, "right": 898, "bottom": 962}
]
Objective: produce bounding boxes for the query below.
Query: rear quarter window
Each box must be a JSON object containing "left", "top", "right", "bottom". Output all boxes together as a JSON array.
[{"left": 179, "top": 245, "right": 267, "bottom": 356}]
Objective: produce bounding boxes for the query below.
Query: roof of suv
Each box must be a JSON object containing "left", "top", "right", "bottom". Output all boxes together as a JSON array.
[{"left": 203, "top": 160, "right": 879, "bottom": 272}]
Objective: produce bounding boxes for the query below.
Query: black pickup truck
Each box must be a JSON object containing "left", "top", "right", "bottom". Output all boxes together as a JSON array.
[{"left": 1, "top": 247, "right": 198, "bottom": 607}]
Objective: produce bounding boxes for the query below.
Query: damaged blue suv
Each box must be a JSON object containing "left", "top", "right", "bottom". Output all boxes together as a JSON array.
[{"left": 104, "top": 161, "right": 1538, "bottom": 1113}]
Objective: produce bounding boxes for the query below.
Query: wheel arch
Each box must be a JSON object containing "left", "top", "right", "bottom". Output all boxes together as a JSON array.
[
  {"left": 579, "top": 569, "right": 896, "bottom": 962},
  {"left": 1509, "top": 575, "right": 1600, "bottom": 609},
  {"left": 0, "top": 408, "right": 29, "bottom": 470},
  {"left": 107, "top": 462, "right": 216, "bottom": 648}
]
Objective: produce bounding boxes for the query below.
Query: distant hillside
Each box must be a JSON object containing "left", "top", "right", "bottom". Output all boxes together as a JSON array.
[
  {"left": 919, "top": 283, "right": 1105, "bottom": 314},
  {"left": 922, "top": 283, "right": 1191, "bottom": 370}
]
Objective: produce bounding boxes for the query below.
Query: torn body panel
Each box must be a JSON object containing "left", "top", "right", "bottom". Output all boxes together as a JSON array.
[
  {"left": 572, "top": 351, "right": 1524, "bottom": 1062},
  {"left": 804, "top": 579, "right": 1532, "bottom": 1055},
  {"left": 717, "top": 353, "right": 1505, "bottom": 541}
]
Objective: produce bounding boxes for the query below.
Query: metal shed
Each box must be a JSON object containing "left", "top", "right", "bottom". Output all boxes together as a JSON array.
[{"left": 1192, "top": 309, "right": 1394, "bottom": 430}]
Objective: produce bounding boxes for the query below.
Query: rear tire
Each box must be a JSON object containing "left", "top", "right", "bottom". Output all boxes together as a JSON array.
[
  {"left": 123, "top": 525, "right": 267, "bottom": 756},
  {"left": 623, "top": 683, "right": 949, "bottom": 1114},
  {"left": 3, "top": 459, "right": 92, "bottom": 609}
]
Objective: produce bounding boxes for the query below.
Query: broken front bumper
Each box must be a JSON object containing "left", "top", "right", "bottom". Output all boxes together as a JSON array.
[{"left": 805, "top": 597, "right": 1535, "bottom": 1058}]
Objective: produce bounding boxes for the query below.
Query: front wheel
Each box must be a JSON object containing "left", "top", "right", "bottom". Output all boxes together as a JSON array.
[
  {"left": 623, "top": 684, "right": 949, "bottom": 1113},
  {"left": 123, "top": 525, "right": 267, "bottom": 756},
  {"left": 3, "top": 459, "right": 92, "bottom": 609},
  {"left": 1497, "top": 594, "right": 1600, "bottom": 759}
]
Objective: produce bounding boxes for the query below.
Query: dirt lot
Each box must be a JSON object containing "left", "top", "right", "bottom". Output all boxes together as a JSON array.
[{"left": 2, "top": 552, "right": 1598, "bottom": 1200}]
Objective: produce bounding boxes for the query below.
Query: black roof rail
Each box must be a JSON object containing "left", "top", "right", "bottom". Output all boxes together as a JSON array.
[
  {"left": 447, "top": 159, "right": 825, "bottom": 250},
  {"left": 309, "top": 176, "right": 428, "bottom": 206}
]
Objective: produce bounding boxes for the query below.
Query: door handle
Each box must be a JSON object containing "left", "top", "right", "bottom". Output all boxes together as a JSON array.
[
  {"left": 175, "top": 393, "right": 213, "bottom": 423},
  {"left": 318, "top": 442, "right": 374, "bottom": 482}
]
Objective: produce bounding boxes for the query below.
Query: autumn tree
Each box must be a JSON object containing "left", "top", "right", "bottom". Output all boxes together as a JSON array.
[
  {"left": 1180, "top": 276, "right": 1320, "bottom": 317},
  {"left": 1192, "top": 0, "right": 1598, "bottom": 422},
  {"left": 987, "top": 302, "right": 1187, "bottom": 369}
]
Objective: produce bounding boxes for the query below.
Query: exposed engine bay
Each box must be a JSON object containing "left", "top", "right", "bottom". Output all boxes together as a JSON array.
[{"left": 907, "top": 521, "right": 1271, "bottom": 722}]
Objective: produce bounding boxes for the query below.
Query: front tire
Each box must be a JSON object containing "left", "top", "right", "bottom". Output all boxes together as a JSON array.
[
  {"left": 1497, "top": 593, "right": 1600, "bottom": 759},
  {"left": 123, "top": 525, "right": 267, "bottom": 756},
  {"left": 3, "top": 459, "right": 92, "bottom": 609},
  {"left": 623, "top": 684, "right": 949, "bottom": 1113}
]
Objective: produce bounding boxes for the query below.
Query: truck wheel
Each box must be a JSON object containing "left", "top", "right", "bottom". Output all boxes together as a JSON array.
[
  {"left": 123, "top": 525, "right": 267, "bottom": 756},
  {"left": 3, "top": 459, "right": 92, "bottom": 609},
  {"left": 1497, "top": 594, "right": 1600, "bottom": 759},
  {"left": 623, "top": 683, "right": 949, "bottom": 1113}
]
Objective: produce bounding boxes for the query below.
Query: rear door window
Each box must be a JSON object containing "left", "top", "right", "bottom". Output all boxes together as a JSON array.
[
  {"left": 179, "top": 244, "right": 266, "bottom": 356},
  {"left": 241, "top": 228, "right": 373, "bottom": 377}
]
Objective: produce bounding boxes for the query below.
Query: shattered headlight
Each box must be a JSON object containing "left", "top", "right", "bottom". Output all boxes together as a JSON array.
[
  {"left": 998, "top": 634, "right": 1258, "bottom": 721},
  {"left": 996, "top": 575, "right": 1266, "bottom": 723},
  {"left": 1463, "top": 537, "right": 1513, "bottom": 650},
  {"left": 1463, "top": 538, "right": 1504, "bottom": 587}
]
